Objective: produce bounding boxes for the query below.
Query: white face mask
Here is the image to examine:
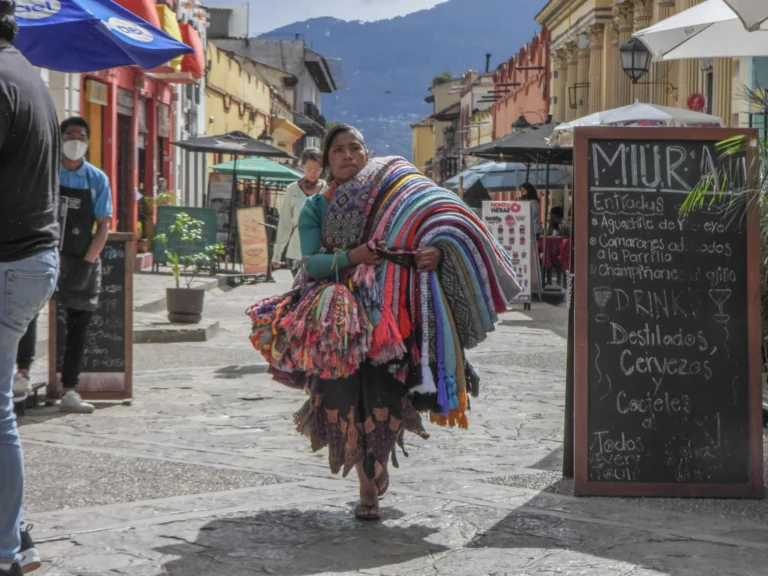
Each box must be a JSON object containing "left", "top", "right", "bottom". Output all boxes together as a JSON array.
[{"left": 62, "top": 140, "right": 88, "bottom": 162}]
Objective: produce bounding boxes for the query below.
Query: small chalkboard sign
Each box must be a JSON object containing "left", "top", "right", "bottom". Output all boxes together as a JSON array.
[
  {"left": 153, "top": 206, "right": 218, "bottom": 265},
  {"left": 48, "top": 233, "right": 134, "bottom": 403},
  {"left": 574, "top": 127, "right": 763, "bottom": 498}
]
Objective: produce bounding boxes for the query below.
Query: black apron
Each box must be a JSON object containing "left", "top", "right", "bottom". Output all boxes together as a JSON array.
[{"left": 58, "top": 179, "right": 102, "bottom": 312}]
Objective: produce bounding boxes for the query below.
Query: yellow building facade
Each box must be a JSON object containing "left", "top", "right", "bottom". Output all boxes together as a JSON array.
[
  {"left": 538, "top": 0, "right": 736, "bottom": 126},
  {"left": 205, "top": 42, "right": 271, "bottom": 164},
  {"left": 468, "top": 108, "right": 493, "bottom": 152},
  {"left": 411, "top": 116, "right": 435, "bottom": 173}
]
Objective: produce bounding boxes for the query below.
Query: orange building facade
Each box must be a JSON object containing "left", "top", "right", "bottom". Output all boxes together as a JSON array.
[
  {"left": 81, "top": 69, "right": 177, "bottom": 236},
  {"left": 75, "top": 0, "right": 205, "bottom": 241},
  {"left": 492, "top": 29, "right": 551, "bottom": 140}
]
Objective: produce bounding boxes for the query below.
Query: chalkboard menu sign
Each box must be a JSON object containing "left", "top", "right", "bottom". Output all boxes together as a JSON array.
[
  {"left": 573, "top": 127, "right": 763, "bottom": 498},
  {"left": 153, "top": 206, "right": 218, "bottom": 264},
  {"left": 48, "top": 233, "right": 134, "bottom": 403}
]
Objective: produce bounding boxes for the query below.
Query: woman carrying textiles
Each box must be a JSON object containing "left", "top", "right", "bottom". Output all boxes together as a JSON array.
[{"left": 247, "top": 124, "right": 520, "bottom": 521}]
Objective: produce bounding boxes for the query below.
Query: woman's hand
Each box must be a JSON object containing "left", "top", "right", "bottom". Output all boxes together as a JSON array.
[
  {"left": 415, "top": 246, "right": 441, "bottom": 272},
  {"left": 348, "top": 242, "right": 383, "bottom": 266}
]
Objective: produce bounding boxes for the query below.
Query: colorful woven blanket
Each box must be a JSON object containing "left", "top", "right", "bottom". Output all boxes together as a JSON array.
[{"left": 247, "top": 157, "right": 520, "bottom": 427}]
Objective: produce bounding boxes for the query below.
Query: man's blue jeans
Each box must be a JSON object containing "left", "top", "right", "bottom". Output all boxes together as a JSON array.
[{"left": 0, "top": 249, "right": 58, "bottom": 564}]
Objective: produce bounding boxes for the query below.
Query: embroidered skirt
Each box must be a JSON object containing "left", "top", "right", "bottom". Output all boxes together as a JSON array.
[{"left": 293, "top": 361, "right": 429, "bottom": 479}]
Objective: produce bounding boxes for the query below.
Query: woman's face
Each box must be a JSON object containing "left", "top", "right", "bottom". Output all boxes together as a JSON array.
[
  {"left": 327, "top": 131, "right": 368, "bottom": 183},
  {"left": 303, "top": 159, "right": 322, "bottom": 184}
]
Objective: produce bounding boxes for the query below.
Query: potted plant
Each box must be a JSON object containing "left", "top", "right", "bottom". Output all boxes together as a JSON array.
[
  {"left": 136, "top": 221, "right": 149, "bottom": 254},
  {"left": 155, "top": 212, "right": 225, "bottom": 324},
  {"left": 143, "top": 191, "right": 182, "bottom": 253}
]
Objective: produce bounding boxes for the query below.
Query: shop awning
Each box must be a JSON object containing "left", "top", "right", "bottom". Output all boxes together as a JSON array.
[
  {"left": 179, "top": 24, "right": 204, "bottom": 79},
  {"left": 271, "top": 117, "right": 305, "bottom": 152},
  {"left": 113, "top": 0, "right": 161, "bottom": 28},
  {"left": 147, "top": 4, "right": 183, "bottom": 73},
  {"left": 210, "top": 156, "right": 302, "bottom": 180}
]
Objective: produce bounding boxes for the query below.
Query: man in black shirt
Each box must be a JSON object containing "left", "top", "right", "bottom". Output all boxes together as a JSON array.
[{"left": 0, "top": 2, "right": 60, "bottom": 574}]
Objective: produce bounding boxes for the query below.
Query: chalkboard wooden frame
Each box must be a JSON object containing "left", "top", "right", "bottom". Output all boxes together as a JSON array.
[
  {"left": 47, "top": 232, "right": 134, "bottom": 404},
  {"left": 573, "top": 127, "right": 763, "bottom": 498}
]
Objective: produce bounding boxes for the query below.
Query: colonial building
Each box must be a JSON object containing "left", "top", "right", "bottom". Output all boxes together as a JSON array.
[
  {"left": 537, "top": 0, "right": 736, "bottom": 125},
  {"left": 492, "top": 29, "right": 551, "bottom": 139},
  {"left": 459, "top": 70, "right": 495, "bottom": 160},
  {"left": 424, "top": 76, "right": 462, "bottom": 184},
  {"left": 209, "top": 29, "right": 343, "bottom": 153},
  {"left": 410, "top": 115, "right": 435, "bottom": 174},
  {"left": 40, "top": 0, "right": 207, "bottom": 249},
  {"left": 204, "top": 42, "right": 272, "bottom": 162}
]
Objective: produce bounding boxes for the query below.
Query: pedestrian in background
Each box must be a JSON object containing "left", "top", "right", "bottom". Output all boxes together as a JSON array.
[
  {"left": 519, "top": 182, "right": 542, "bottom": 238},
  {"left": 15, "top": 117, "right": 113, "bottom": 415},
  {"left": 0, "top": 1, "right": 60, "bottom": 573},
  {"left": 272, "top": 148, "right": 326, "bottom": 276}
]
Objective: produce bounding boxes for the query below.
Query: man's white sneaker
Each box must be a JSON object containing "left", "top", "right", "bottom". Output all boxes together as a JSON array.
[
  {"left": 12, "top": 373, "right": 31, "bottom": 397},
  {"left": 59, "top": 390, "right": 94, "bottom": 414}
]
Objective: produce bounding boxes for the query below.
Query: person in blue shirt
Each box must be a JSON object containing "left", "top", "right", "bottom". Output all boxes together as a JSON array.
[{"left": 14, "top": 117, "right": 113, "bottom": 415}]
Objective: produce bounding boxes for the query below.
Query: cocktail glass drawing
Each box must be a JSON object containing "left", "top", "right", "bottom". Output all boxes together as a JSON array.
[
  {"left": 593, "top": 287, "right": 613, "bottom": 323},
  {"left": 709, "top": 289, "right": 731, "bottom": 324}
]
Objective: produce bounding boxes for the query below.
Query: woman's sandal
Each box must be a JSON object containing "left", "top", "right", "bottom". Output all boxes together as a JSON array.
[{"left": 354, "top": 502, "right": 380, "bottom": 521}]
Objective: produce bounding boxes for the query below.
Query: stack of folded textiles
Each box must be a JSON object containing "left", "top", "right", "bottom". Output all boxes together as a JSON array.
[{"left": 247, "top": 156, "right": 520, "bottom": 429}]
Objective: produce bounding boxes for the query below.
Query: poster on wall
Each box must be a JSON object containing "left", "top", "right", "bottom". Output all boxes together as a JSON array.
[
  {"left": 208, "top": 173, "right": 233, "bottom": 244},
  {"left": 481, "top": 200, "right": 535, "bottom": 303},
  {"left": 236, "top": 206, "right": 269, "bottom": 275}
]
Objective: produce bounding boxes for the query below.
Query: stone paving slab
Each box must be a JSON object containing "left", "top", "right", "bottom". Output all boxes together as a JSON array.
[
  {"left": 16, "top": 271, "right": 768, "bottom": 575},
  {"left": 24, "top": 442, "right": 288, "bottom": 514}
]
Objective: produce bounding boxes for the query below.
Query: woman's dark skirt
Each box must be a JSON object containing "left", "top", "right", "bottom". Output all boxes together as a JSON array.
[{"left": 294, "top": 362, "right": 429, "bottom": 479}]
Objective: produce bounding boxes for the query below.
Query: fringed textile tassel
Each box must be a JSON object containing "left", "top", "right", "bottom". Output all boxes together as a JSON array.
[{"left": 368, "top": 305, "right": 406, "bottom": 364}]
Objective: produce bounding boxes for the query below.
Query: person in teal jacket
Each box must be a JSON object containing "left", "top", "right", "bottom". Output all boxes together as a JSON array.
[{"left": 294, "top": 125, "right": 440, "bottom": 521}]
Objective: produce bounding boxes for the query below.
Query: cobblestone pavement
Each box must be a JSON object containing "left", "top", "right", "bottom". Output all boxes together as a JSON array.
[{"left": 17, "top": 271, "right": 768, "bottom": 576}]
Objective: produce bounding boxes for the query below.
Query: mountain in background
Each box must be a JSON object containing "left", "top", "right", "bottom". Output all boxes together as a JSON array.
[{"left": 258, "top": 0, "right": 547, "bottom": 159}]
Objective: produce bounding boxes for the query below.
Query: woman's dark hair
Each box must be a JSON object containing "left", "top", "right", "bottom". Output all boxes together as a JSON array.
[
  {"left": 61, "top": 116, "right": 91, "bottom": 139},
  {"left": 0, "top": 1, "right": 18, "bottom": 43},
  {"left": 300, "top": 147, "right": 322, "bottom": 165},
  {"left": 520, "top": 182, "right": 539, "bottom": 201},
  {"left": 321, "top": 123, "right": 365, "bottom": 176}
]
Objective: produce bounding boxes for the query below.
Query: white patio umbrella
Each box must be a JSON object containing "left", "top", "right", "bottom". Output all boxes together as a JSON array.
[
  {"left": 725, "top": 0, "right": 768, "bottom": 31},
  {"left": 634, "top": 0, "right": 768, "bottom": 60},
  {"left": 549, "top": 101, "right": 723, "bottom": 147}
]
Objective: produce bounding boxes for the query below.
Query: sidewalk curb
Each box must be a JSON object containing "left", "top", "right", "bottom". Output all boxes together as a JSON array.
[{"left": 134, "top": 320, "right": 221, "bottom": 344}]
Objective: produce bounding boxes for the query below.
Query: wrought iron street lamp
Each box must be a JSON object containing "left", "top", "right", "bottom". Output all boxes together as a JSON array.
[
  {"left": 257, "top": 129, "right": 273, "bottom": 144},
  {"left": 620, "top": 37, "right": 651, "bottom": 83},
  {"left": 511, "top": 114, "right": 532, "bottom": 133}
]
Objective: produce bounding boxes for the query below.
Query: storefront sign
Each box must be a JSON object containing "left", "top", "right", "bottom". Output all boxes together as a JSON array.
[
  {"left": 687, "top": 92, "right": 706, "bottom": 112},
  {"left": 481, "top": 200, "right": 536, "bottom": 303},
  {"left": 117, "top": 87, "right": 134, "bottom": 117},
  {"left": 573, "top": 126, "right": 762, "bottom": 498},
  {"left": 236, "top": 206, "right": 269, "bottom": 275},
  {"left": 85, "top": 79, "right": 108, "bottom": 106},
  {"left": 208, "top": 173, "right": 233, "bottom": 244}
]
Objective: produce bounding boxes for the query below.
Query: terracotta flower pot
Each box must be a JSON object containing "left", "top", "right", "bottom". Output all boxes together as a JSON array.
[{"left": 166, "top": 287, "right": 205, "bottom": 324}]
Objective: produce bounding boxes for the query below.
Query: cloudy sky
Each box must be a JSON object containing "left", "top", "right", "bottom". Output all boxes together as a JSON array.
[{"left": 239, "top": 0, "right": 449, "bottom": 34}]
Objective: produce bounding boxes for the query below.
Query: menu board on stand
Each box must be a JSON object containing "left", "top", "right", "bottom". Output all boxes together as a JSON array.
[
  {"left": 48, "top": 233, "right": 134, "bottom": 404},
  {"left": 573, "top": 127, "right": 763, "bottom": 497},
  {"left": 236, "top": 206, "right": 270, "bottom": 276},
  {"left": 482, "top": 200, "right": 542, "bottom": 309},
  {"left": 208, "top": 173, "right": 234, "bottom": 245}
]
